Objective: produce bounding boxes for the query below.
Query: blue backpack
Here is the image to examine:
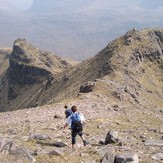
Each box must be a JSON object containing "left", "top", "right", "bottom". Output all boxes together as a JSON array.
[{"left": 70, "top": 113, "right": 82, "bottom": 130}]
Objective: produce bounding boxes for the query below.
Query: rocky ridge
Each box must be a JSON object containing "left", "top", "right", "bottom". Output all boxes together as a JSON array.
[
  {"left": 0, "top": 28, "right": 162, "bottom": 162},
  {"left": 32, "top": 28, "right": 163, "bottom": 108},
  {"left": 1, "top": 29, "right": 163, "bottom": 111},
  {"left": 0, "top": 39, "right": 72, "bottom": 111}
]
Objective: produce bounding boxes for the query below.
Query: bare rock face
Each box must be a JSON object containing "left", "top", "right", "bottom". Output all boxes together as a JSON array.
[
  {"left": 8, "top": 39, "right": 54, "bottom": 103},
  {"left": 0, "top": 49, "right": 11, "bottom": 111},
  {"left": 0, "top": 38, "right": 72, "bottom": 111},
  {"left": 80, "top": 81, "right": 96, "bottom": 93},
  {"left": 9, "top": 38, "right": 71, "bottom": 85},
  {"left": 105, "top": 131, "right": 119, "bottom": 144}
]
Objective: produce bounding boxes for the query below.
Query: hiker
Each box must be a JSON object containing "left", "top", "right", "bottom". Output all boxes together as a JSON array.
[
  {"left": 64, "top": 105, "right": 89, "bottom": 149},
  {"left": 64, "top": 105, "right": 72, "bottom": 118}
]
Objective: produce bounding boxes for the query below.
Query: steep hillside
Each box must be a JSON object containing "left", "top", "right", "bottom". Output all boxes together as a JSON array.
[
  {"left": 34, "top": 28, "right": 163, "bottom": 109},
  {"left": 0, "top": 39, "right": 72, "bottom": 111},
  {"left": 0, "top": 49, "right": 11, "bottom": 111},
  {"left": 0, "top": 28, "right": 163, "bottom": 112},
  {"left": 0, "top": 48, "right": 11, "bottom": 74}
]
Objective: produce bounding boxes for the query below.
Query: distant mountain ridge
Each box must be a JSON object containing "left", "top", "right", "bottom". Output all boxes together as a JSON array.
[{"left": 0, "top": 28, "right": 162, "bottom": 111}]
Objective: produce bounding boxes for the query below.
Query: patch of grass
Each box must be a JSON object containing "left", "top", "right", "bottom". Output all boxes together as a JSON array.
[
  {"left": 35, "top": 154, "right": 66, "bottom": 163},
  {"left": 140, "top": 91, "right": 163, "bottom": 107}
]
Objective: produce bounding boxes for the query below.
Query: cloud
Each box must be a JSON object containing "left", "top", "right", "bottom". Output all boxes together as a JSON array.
[
  {"left": 77, "top": 0, "right": 163, "bottom": 28},
  {"left": 0, "top": 0, "right": 33, "bottom": 11}
]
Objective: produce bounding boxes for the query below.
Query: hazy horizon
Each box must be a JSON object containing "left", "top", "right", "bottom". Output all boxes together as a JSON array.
[{"left": 0, "top": 0, "right": 163, "bottom": 60}]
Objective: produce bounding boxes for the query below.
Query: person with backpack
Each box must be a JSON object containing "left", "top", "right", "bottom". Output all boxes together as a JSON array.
[
  {"left": 64, "top": 105, "right": 72, "bottom": 118},
  {"left": 64, "top": 105, "right": 89, "bottom": 149}
]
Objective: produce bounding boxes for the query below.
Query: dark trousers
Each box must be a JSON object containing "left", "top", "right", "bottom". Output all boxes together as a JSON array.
[{"left": 71, "top": 127, "right": 83, "bottom": 145}]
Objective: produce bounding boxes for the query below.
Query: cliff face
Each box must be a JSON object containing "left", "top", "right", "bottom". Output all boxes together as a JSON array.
[
  {"left": 0, "top": 39, "right": 71, "bottom": 111},
  {"left": 0, "top": 49, "right": 11, "bottom": 111},
  {"left": 9, "top": 38, "right": 61, "bottom": 86}
]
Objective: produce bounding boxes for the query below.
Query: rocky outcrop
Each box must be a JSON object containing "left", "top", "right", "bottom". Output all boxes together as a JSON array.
[
  {"left": 0, "top": 39, "right": 72, "bottom": 111},
  {"left": 9, "top": 38, "right": 71, "bottom": 85},
  {"left": 80, "top": 81, "right": 96, "bottom": 93}
]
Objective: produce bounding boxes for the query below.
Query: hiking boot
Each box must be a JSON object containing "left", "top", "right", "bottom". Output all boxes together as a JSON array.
[{"left": 83, "top": 140, "right": 90, "bottom": 146}]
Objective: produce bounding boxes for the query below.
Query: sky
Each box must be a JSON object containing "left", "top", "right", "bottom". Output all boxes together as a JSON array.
[
  {"left": 0, "top": 0, "right": 33, "bottom": 11},
  {"left": 0, "top": 0, "right": 163, "bottom": 60}
]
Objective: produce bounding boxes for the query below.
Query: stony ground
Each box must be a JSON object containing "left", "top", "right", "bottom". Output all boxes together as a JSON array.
[{"left": 0, "top": 87, "right": 162, "bottom": 163}]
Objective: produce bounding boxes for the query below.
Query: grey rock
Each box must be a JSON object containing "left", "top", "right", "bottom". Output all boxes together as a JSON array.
[
  {"left": 54, "top": 114, "right": 62, "bottom": 119},
  {"left": 151, "top": 153, "right": 163, "bottom": 162},
  {"left": 140, "top": 134, "right": 146, "bottom": 140},
  {"left": 160, "top": 109, "right": 163, "bottom": 113},
  {"left": 30, "top": 134, "right": 51, "bottom": 140},
  {"left": 31, "top": 149, "right": 48, "bottom": 155},
  {"left": 105, "top": 131, "right": 119, "bottom": 144},
  {"left": 53, "top": 141, "right": 67, "bottom": 147},
  {"left": 126, "top": 38, "right": 132, "bottom": 45},
  {"left": 86, "top": 160, "right": 96, "bottom": 163},
  {"left": 115, "top": 152, "right": 139, "bottom": 163},
  {"left": 144, "top": 139, "right": 163, "bottom": 146},
  {"left": 160, "top": 127, "right": 163, "bottom": 134},
  {"left": 0, "top": 138, "right": 16, "bottom": 153},
  {"left": 98, "top": 147, "right": 115, "bottom": 163},
  {"left": 98, "top": 140, "right": 105, "bottom": 145},
  {"left": 48, "top": 149, "right": 64, "bottom": 156},
  {"left": 7, "top": 129, "right": 17, "bottom": 135},
  {"left": 96, "top": 146, "right": 115, "bottom": 157},
  {"left": 9, "top": 147, "right": 36, "bottom": 163},
  {"left": 101, "top": 151, "right": 115, "bottom": 163},
  {"left": 80, "top": 81, "right": 96, "bottom": 93},
  {"left": 112, "top": 90, "right": 125, "bottom": 101},
  {"left": 147, "top": 128, "right": 157, "bottom": 132}
]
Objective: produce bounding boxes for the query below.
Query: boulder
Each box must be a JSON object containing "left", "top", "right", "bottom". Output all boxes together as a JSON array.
[
  {"left": 80, "top": 81, "right": 96, "bottom": 93},
  {"left": 151, "top": 153, "right": 163, "bottom": 162},
  {"left": 105, "top": 131, "right": 119, "bottom": 144},
  {"left": 9, "top": 147, "right": 36, "bottom": 163},
  {"left": 160, "top": 127, "right": 163, "bottom": 134},
  {"left": 48, "top": 149, "right": 64, "bottom": 156},
  {"left": 144, "top": 139, "right": 163, "bottom": 146},
  {"left": 96, "top": 146, "right": 115, "bottom": 157},
  {"left": 101, "top": 151, "right": 115, "bottom": 163},
  {"left": 97, "top": 146, "right": 115, "bottom": 163},
  {"left": 53, "top": 141, "right": 67, "bottom": 147},
  {"left": 54, "top": 114, "right": 62, "bottom": 119},
  {"left": 115, "top": 152, "right": 139, "bottom": 163},
  {"left": 0, "top": 138, "right": 16, "bottom": 153},
  {"left": 30, "top": 134, "right": 51, "bottom": 140}
]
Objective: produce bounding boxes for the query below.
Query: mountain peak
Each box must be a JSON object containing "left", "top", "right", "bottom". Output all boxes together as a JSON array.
[
  {"left": 0, "top": 28, "right": 163, "bottom": 111},
  {"left": 11, "top": 38, "right": 71, "bottom": 74}
]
